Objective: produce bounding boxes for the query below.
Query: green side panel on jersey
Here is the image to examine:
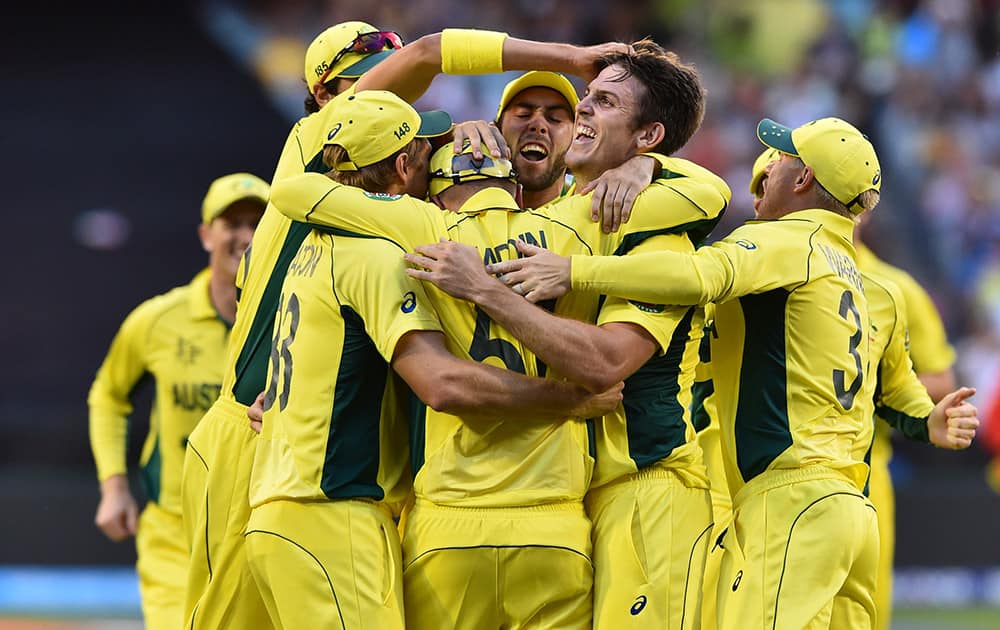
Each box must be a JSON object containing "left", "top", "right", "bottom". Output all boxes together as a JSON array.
[
  {"left": 139, "top": 435, "right": 161, "bottom": 505},
  {"left": 232, "top": 221, "right": 311, "bottom": 406},
  {"left": 734, "top": 290, "right": 793, "bottom": 483},
  {"left": 691, "top": 380, "right": 715, "bottom": 433},
  {"left": 320, "top": 306, "right": 388, "bottom": 500},
  {"left": 622, "top": 307, "right": 696, "bottom": 469},
  {"left": 613, "top": 216, "right": 723, "bottom": 259},
  {"left": 875, "top": 404, "right": 929, "bottom": 443},
  {"left": 409, "top": 390, "right": 428, "bottom": 477}
]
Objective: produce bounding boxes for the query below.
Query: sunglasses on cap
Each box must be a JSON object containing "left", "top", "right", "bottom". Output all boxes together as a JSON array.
[
  {"left": 318, "top": 31, "right": 404, "bottom": 84},
  {"left": 431, "top": 154, "right": 517, "bottom": 183}
]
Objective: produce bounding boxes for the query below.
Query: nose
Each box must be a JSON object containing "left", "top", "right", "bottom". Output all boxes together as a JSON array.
[{"left": 527, "top": 110, "right": 548, "bottom": 134}]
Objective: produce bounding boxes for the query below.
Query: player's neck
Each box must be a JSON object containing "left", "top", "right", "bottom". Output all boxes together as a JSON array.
[
  {"left": 521, "top": 180, "right": 564, "bottom": 209},
  {"left": 208, "top": 272, "right": 238, "bottom": 325}
]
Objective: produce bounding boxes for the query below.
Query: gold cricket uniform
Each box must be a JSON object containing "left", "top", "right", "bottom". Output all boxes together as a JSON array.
[
  {"left": 180, "top": 89, "right": 356, "bottom": 630},
  {"left": 572, "top": 209, "right": 881, "bottom": 629},
  {"left": 88, "top": 269, "right": 225, "bottom": 630},
  {"left": 270, "top": 154, "right": 729, "bottom": 630},
  {"left": 856, "top": 243, "right": 954, "bottom": 630},
  {"left": 244, "top": 229, "right": 442, "bottom": 630}
]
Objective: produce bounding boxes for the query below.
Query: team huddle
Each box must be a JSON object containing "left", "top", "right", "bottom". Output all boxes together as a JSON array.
[{"left": 88, "top": 21, "right": 981, "bottom": 630}]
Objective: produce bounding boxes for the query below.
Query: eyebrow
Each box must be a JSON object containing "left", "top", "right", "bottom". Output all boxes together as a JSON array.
[{"left": 510, "top": 101, "right": 573, "bottom": 115}]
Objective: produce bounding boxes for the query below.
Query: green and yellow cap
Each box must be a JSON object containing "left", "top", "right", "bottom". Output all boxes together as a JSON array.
[
  {"left": 323, "top": 90, "right": 452, "bottom": 171},
  {"left": 304, "top": 21, "right": 396, "bottom": 93},
  {"left": 749, "top": 148, "right": 780, "bottom": 197},
  {"left": 756, "top": 117, "right": 881, "bottom": 213},
  {"left": 201, "top": 173, "right": 270, "bottom": 224},
  {"left": 496, "top": 71, "right": 579, "bottom": 122},
  {"left": 428, "top": 139, "right": 517, "bottom": 196}
]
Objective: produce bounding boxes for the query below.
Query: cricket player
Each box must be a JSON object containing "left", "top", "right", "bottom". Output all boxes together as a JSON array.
[
  {"left": 89, "top": 173, "right": 267, "bottom": 630},
  {"left": 488, "top": 117, "right": 977, "bottom": 628},
  {"left": 180, "top": 21, "right": 404, "bottom": 630}
]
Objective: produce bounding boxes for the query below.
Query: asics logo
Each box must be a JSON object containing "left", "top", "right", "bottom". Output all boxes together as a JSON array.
[
  {"left": 630, "top": 595, "right": 647, "bottom": 615},
  {"left": 327, "top": 123, "right": 342, "bottom": 141},
  {"left": 732, "top": 570, "right": 743, "bottom": 591}
]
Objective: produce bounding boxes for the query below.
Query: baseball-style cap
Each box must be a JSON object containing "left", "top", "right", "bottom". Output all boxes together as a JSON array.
[
  {"left": 304, "top": 21, "right": 399, "bottom": 93},
  {"left": 323, "top": 90, "right": 453, "bottom": 171},
  {"left": 756, "top": 117, "right": 881, "bottom": 213},
  {"left": 495, "top": 71, "right": 580, "bottom": 121},
  {"left": 428, "top": 140, "right": 517, "bottom": 196},
  {"left": 749, "top": 148, "right": 780, "bottom": 197},
  {"left": 201, "top": 173, "right": 270, "bottom": 224}
]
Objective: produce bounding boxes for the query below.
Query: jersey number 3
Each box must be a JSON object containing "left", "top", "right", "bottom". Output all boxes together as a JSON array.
[{"left": 833, "top": 290, "right": 863, "bottom": 410}]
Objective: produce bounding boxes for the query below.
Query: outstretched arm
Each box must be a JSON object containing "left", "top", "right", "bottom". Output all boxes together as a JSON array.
[
  {"left": 356, "top": 30, "right": 629, "bottom": 103},
  {"left": 392, "top": 330, "right": 623, "bottom": 420}
]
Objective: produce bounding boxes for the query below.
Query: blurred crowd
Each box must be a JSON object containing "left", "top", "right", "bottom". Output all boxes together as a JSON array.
[{"left": 202, "top": 0, "right": 1000, "bottom": 450}]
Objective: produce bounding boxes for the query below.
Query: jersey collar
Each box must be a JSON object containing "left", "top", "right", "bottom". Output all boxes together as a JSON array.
[
  {"left": 456, "top": 187, "right": 520, "bottom": 214},
  {"left": 188, "top": 268, "right": 220, "bottom": 322}
]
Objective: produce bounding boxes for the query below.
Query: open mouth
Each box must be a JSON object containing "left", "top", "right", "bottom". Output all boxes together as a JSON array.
[
  {"left": 518, "top": 142, "right": 549, "bottom": 162},
  {"left": 574, "top": 124, "right": 596, "bottom": 143}
]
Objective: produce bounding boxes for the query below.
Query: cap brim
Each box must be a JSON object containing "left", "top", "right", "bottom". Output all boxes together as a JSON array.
[
  {"left": 337, "top": 49, "right": 396, "bottom": 78},
  {"left": 756, "top": 118, "right": 798, "bottom": 155},
  {"left": 416, "top": 110, "right": 454, "bottom": 138},
  {"left": 496, "top": 72, "right": 579, "bottom": 121}
]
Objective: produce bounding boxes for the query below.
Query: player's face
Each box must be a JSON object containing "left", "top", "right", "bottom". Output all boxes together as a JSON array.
[
  {"left": 755, "top": 153, "right": 801, "bottom": 220},
  {"left": 498, "top": 87, "right": 574, "bottom": 193},
  {"left": 402, "top": 139, "right": 433, "bottom": 199},
  {"left": 566, "top": 64, "right": 645, "bottom": 183},
  {"left": 203, "top": 200, "right": 265, "bottom": 279}
]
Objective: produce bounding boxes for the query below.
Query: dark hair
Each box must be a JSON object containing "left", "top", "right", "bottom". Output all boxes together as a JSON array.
[
  {"left": 323, "top": 138, "right": 426, "bottom": 191},
  {"left": 596, "top": 39, "right": 705, "bottom": 155}
]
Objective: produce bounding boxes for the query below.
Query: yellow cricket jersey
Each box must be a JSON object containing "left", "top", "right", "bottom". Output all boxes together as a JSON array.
[
  {"left": 856, "top": 243, "right": 955, "bottom": 463},
  {"left": 88, "top": 269, "right": 227, "bottom": 514},
  {"left": 572, "top": 209, "right": 878, "bottom": 496},
  {"left": 248, "top": 230, "right": 442, "bottom": 508},
  {"left": 269, "top": 154, "right": 730, "bottom": 503},
  {"left": 224, "top": 86, "right": 357, "bottom": 407}
]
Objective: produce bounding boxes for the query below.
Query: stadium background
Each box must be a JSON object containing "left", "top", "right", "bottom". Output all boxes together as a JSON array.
[{"left": 2, "top": 0, "right": 999, "bottom": 627}]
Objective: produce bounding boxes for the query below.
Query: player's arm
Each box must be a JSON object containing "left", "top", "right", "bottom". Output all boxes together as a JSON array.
[
  {"left": 486, "top": 222, "right": 806, "bottom": 305},
  {"left": 356, "top": 29, "right": 629, "bottom": 104},
  {"left": 874, "top": 287, "right": 979, "bottom": 449},
  {"left": 269, "top": 172, "right": 433, "bottom": 246},
  {"left": 392, "top": 331, "right": 622, "bottom": 420},
  {"left": 897, "top": 272, "right": 957, "bottom": 401},
  {"left": 88, "top": 303, "right": 152, "bottom": 541}
]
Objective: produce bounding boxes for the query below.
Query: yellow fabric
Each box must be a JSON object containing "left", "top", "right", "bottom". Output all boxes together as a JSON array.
[
  {"left": 245, "top": 498, "right": 404, "bottom": 630},
  {"left": 136, "top": 502, "right": 187, "bottom": 630},
  {"left": 715, "top": 467, "right": 878, "bottom": 630},
  {"left": 868, "top": 453, "right": 895, "bottom": 630},
  {"left": 181, "top": 397, "right": 271, "bottom": 630},
  {"left": 249, "top": 231, "right": 441, "bottom": 508},
  {"left": 440, "top": 28, "right": 507, "bottom": 75},
  {"left": 572, "top": 209, "right": 877, "bottom": 497},
  {"left": 201, "top": 173, "right": 269, "bottom": 224},
  {"left": 401, "top": 501, "right": 593, "bottom": 630},
  {"left": 303, "top": 21, "right": 379, "bottom": 88},
  {"left": 855, "top": 243, "right": 956, "bottom": 374},
  {"left": 88, "top": 269, "right": 225, "bottom": 514},
  {"left": 585, "top": 468, "right": 712, "bottom": 630},
  {"left": 269, "top": 155, "right": 730, "bottom": 506}
]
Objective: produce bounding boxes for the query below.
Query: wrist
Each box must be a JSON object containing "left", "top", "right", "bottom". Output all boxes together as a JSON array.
[{"left": 100, "top": 474, "right": 129, "bottom": 496}]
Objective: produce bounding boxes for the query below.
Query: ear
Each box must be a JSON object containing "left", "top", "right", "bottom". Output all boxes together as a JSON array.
[
  {"left": 636, "top": 122, "right": 666, "bottom": 152},
  {"left": 793, "top": 165, "right": 816, "bottom": 193},
  {"left": 198, "top": 222, "right": 212, "bottom": 253},
  {"left": 394, "top": 151, "right": 411, "bottom": 182}
]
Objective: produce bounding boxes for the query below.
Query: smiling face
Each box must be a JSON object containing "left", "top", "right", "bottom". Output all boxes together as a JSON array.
[
  {"left": 498, "top": 86, "right": 574, "bottom": 195},
  {"left": 201, "top": 200, "right": 265, "bottom": 280},
  {"left": 565, "top": 64, "right": 647, "bottom": 187}
]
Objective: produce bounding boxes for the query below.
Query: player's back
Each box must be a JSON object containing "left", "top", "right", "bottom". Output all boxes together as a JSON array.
[{"left": 707, "top": 211, "right": 874, "bottom": 497}]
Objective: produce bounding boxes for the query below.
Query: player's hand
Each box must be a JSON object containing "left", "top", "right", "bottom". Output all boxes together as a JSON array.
[
  {"left": 404, "top": 239, "right": 495, "bottom": 302},
  {"left": 485, "top": 240, "right": 571, "bottom": 303},
  {"left": 451, "top": 121, "right": 510, "bottom": 160},
  {"left": 580, "top": 154, "right": 657, "bottom": 232},
  {"left": 95, "top": 475, "right": 138, "bottom": 542},
  {"left": 247, "top": 392, "right": 265, "bottom": 434},
  {"left": 927, "top": 386, "right": 979, "bottom": 450},
  {"left": 571, "top": 42, "right": 634, "bottom": 81},
  {"left": 571, "top": 381, "right": 624, "bottom": 418}
]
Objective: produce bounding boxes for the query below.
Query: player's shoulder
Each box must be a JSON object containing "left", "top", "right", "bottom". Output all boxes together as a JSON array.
[{"left": 642, "top": 155, "right": 732, "bottom": 216}]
